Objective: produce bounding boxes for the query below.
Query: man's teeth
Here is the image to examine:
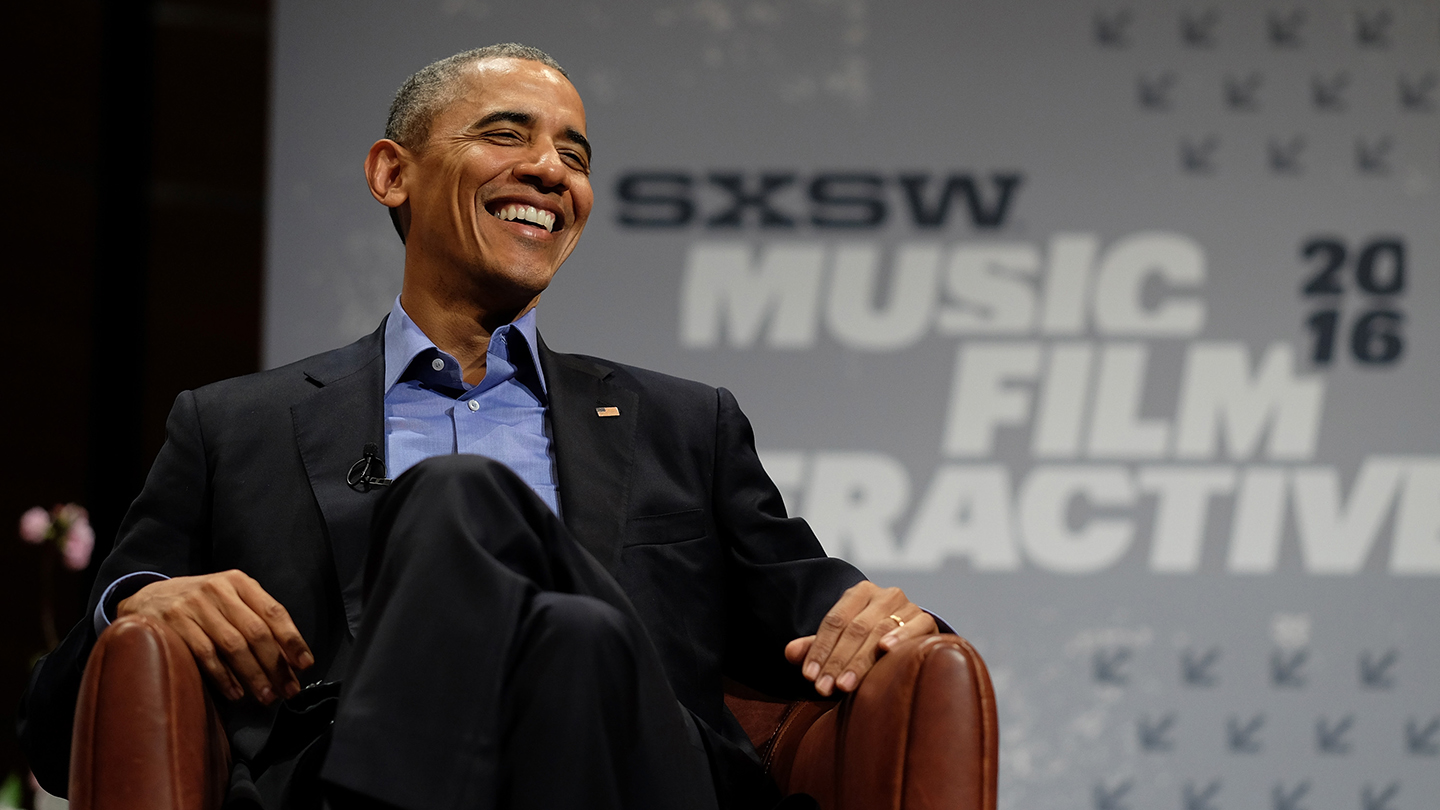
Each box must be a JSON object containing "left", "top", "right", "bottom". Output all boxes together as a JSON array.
[{"left": 493, "top": 204, "right": 556, "bottom": 233}]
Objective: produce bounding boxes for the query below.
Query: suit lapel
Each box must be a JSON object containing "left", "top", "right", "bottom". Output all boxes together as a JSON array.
[
  {"left": 292, "top": 325, "right": 386, "bottom": 637},
  {"left": 540, "top": 339, "right": 638, "bottom": 572}
]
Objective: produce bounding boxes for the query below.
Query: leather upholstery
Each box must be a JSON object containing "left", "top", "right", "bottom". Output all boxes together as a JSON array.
[
  {"left": 70, "top": 616, "right": 229, "bottom": 810},
  {"left": 70, "top": 617, "right": 996, "bottom": 810},
  {"left": 724, "top": 634, "right": 999, "bottom": 810}
]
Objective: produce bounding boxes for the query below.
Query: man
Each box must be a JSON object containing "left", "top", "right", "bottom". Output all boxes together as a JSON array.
[{"left": 20, "top": 44, "right": 939, "bottom": 810}]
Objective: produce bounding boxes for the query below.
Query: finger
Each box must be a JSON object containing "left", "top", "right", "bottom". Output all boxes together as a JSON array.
[
  {"left": 234, "top": 575, "right": 314, "bottom": 671},
  {"left": 833, "top": 607, "right": 935, "bottom": 693},
  {"left": 879, "top": 609, "right": 939, "bottom": 652},
  {"left": 211, "top": 590, "right": 299, "bottom": 701},
  {"left": 804, "top": 584, "right": 874, "bottom": 686},
  {"left": 822, "top": 594, "right": 909, "bottom": 695},
  {"left": 816, "top": 587, "right": 912, "bottom": 695},
  {"left": 175, "top": 615, "right": 244, "bottom": 701},
  {"left": 786, "top": 636, "right": 814, "bottom": 666},
  {"left": 193, "top": 597, "right": 284, "bottom": 704}
]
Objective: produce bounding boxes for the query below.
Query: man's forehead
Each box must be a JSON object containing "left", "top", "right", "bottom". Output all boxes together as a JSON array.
[
  {"left": 460, "top": 59, "right": 578, "bottom": 101},
  {"left": 445, "top": 60, "right": 584, "bottom": 123}
]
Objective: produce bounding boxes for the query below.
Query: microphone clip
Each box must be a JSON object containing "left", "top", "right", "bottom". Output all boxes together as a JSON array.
[{"left": 347, "top": 443, "right": 393, "bottom": 492}]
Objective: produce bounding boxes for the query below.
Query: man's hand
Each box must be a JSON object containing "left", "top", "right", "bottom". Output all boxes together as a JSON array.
[
  {"left": 116, "top": 570, "right": 314, "bottom": 705},
  {"left": 785, "top": 581, "right": 938, "bottom": 697}
]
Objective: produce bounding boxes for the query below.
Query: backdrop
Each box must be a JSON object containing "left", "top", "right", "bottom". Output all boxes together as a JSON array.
[{"left": 265, "top": 2, "right": 1439, "bottom": 807}]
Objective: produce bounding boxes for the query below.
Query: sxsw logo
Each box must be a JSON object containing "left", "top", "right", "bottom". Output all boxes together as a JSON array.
[{"left": 613, "top": 171, "right": 1023, "bottom": 231}]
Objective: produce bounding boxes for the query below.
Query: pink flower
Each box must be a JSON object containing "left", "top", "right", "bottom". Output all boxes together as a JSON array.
[
  {"left": 62, "top": 518, "right": 95, "bottom": 571},
  {"left": 19, "top": 506, "right": 51, "bottom": 543}
]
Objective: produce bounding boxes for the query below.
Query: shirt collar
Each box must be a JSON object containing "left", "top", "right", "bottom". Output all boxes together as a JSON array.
[{"left": 383, "top": 296, "right": 549, "bottom": 398}]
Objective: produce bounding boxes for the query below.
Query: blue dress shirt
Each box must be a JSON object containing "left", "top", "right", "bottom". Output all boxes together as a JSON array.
[{"left": 382, "top": 297, "right": 560, "bottom": 514}]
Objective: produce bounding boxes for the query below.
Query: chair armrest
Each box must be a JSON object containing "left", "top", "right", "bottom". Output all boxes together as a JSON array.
[
  {"left": 730, "top": 633, "right": 997, "bottom": 810},
  {"left": 69, "top": 615, "right": 230, "bottom": 810},
  {"left": 835, "top": 633, "right": 998, "bottom": 810}
]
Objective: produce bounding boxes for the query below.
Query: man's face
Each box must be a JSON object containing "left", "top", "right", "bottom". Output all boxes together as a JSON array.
[{"left": 402, "top": 58, "right": 593, "bottom": 308}]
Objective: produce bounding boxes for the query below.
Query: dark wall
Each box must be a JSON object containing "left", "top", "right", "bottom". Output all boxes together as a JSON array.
[{"left": 0, "top": 0, "right": 269, "bottom": 787}]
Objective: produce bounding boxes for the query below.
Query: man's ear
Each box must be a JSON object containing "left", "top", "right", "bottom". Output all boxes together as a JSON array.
[{"left": 365, "top": 139, "right": 410, "bottom": 208}]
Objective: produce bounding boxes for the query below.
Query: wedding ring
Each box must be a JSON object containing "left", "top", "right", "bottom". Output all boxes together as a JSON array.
[{"left": 888, "top": 614, "right": 906, "bottom": 628}]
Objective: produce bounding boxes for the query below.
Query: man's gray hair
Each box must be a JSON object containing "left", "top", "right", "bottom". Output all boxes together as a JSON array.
[{"left": 385, "top": 43, "right": 568, "bottom": 150}]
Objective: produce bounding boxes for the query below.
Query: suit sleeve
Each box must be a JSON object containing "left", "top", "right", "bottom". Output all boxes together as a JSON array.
[
  {"left": 17, "top": 390, "right": 214, "bottom": 795},
  {"left": 710, "top": 387, "right": 866, "bottom": 698}
]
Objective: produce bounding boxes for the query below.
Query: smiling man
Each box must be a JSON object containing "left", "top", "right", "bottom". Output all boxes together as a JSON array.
[{"left": 19, "top": 44, "right": 939, "bottom": 810}]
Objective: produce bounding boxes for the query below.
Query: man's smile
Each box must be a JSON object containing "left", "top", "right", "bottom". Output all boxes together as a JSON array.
[{"left": 486, "top": 200, "right": 561, "bottom": 234}]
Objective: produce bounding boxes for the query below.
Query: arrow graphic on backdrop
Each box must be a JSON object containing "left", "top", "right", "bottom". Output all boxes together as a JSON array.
[
  {"left": 1361, "top": 782, "right": 1399, "bottom": 810},
  {"left": 1183, "top": 780, "right": 1222, "bottom": 810},
  {"left": 1316, "top": 715, "right": 1355, "bottom": 754},
  {"left": 1267, "top": 136, "right": 1306, "bottom": 175},
  {"left": 1405, "top": 716, "right": 1440, "bottom": 755},
  {"left": 1093, "top": 10, "right": 1132, "bottom": 47},
  {"left": 1312, "top": 73, "right": 1349, "bottom": 111},
  {"left": 1093, "top": 647, "right": 1131, "bottom": 685},
  {"left": 1182, "top": 647, "right": 1221, "bottom": 686},
  {"left": 1180, "top": 136, "right": 1220, "bottom": 174},
  {"left": 1137, "top": 72, "right": 1177, "bottom": 111},
  {"left": 1399, "top": 73, "right": 1436, "bottom": 112},
  {"left": 1180, "top": 9, "right": 1219, "bottom": 48},
  {"left": 1354, "top": 138, "right": 1394, "bottom": 176},
  {"left": 1093, "top": 779, "right": 1133, "bottom": 810},
  {"left": 1139, "top": 713, "right": 1177, "bottom": 752},
  {"left": 1266, "top": 9, "right": 1305, "bottom": 47},
  {"left": 1354, "top": 9, "right": 1392, "bottom": 48},
  {"left": 1224, "top": 73, "right": 1262, "bottom": 111},
  {"left": 1271, "top": 648, "right": 1308, "bottom": 687},
  {"left": 1359, "top": 649, "right": 1398, "bottom": 689},
  {"left": 1271, "top": 781, "right": 1310, "bottom": 810},
  {"left": 1227, "top": 714, "right": 1265, "bottom": 753}
]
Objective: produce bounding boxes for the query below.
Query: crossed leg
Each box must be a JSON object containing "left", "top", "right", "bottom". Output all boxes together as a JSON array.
[{"left": 319, "top": 455, "right": 718, "bottom": 810}]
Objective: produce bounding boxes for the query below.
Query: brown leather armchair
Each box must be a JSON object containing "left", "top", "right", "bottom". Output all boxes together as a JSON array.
[{"left": 68, "top": 615, "right": 998, "bottom": 810}]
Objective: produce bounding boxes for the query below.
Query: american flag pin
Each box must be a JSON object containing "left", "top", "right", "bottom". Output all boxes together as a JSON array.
[{"left": 596, "top": 406, "right": 620, "bottom": 417}]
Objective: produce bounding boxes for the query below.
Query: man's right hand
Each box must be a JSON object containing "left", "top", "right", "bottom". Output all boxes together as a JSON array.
[{"left": 116, "top": 570, "right": 314, "bottom": 705}]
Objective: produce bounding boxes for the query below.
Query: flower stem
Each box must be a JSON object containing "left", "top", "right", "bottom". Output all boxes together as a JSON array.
[{"left": 40, "top": 549, "right": 58, "bottom": 651}]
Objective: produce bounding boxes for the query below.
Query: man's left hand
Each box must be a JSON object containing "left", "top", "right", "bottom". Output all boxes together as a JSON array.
[{"left": 785, "top": 581, "right": 939, "bottom": 697}]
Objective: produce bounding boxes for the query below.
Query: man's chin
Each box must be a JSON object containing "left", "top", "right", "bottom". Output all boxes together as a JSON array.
[{"left": 470, "top": 268, "right": 556, "bottom": 314}]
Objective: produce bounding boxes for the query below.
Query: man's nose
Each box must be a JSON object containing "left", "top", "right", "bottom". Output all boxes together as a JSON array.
[{"left": 515, "top": 145, "right": 568, "bottom": 190}]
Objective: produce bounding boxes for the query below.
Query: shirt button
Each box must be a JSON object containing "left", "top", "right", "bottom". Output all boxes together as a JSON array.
[
  {"left": 431, "top": 358, "right": 445, "bottom": 371},
  {"left": 467, "top": 400, "right": 480, "bottom": 412}
]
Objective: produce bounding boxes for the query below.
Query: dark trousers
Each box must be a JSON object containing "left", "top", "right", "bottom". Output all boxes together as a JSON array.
[{"left": 318, "top": 455, "right": 721, "bottom": 810}]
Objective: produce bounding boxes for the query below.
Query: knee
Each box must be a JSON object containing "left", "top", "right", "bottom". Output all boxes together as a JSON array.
[
  {"left": 377, "top": 454, "right": 541, "bottom": 537},
  {"left": 526, "top": 594, "right": 638, "bottom": 668},
  {"left": 365, "top": 455, "right": 548, "bottom": 590}
]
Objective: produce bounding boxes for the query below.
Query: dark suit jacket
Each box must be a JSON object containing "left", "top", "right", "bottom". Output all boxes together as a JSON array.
[{"left": 19, "top": 321, "right": 865, "bottom": 806}]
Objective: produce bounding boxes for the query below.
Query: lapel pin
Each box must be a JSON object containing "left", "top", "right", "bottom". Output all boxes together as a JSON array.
[{"left": 595, "top": 406, "right": 620, "bottom": 417}]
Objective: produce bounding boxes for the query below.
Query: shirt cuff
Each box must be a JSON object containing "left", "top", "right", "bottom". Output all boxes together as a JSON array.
[{"left": 93, "top": 571, "right": 171, "bottom": 636}]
